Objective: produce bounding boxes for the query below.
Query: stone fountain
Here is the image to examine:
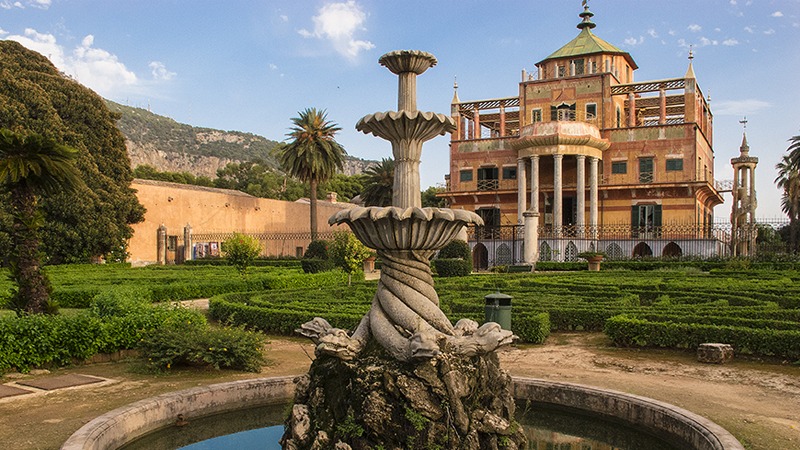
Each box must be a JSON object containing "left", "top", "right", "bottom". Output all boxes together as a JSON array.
[{"left": 282, "top": 50, "right": 527, "bottom": 450}]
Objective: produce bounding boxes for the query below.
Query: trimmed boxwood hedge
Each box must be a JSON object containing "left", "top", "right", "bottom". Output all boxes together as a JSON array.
[
  {"left": 433, "top": 258, "right": 472, "bottom": 277},
  {"left": 604, "top": 315, "right": 800, "bottom": 360}
]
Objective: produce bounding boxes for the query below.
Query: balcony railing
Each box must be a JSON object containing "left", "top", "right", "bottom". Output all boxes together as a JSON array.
[{"left": 477, "top": 179, "right": 499, "bottom": 191}]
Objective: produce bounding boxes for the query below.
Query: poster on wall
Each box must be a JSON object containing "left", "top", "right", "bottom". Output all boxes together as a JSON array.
[{"left": 210, "top": 242, "right": 220, "bottom": 257}]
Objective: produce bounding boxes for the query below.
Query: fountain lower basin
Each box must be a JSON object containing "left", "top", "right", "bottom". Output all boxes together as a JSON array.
[{"left": 61, "top": 376, "right": 744, "bottom": 450}]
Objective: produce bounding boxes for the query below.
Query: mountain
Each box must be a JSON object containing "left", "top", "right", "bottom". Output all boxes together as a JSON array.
[{"left": 106, "top": 100, "right": 377, "bottom": 178}]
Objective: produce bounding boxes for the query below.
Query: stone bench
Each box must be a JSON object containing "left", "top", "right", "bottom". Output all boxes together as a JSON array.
[{"left": 697, "top": 343, "right": 734, "bottom": 364}]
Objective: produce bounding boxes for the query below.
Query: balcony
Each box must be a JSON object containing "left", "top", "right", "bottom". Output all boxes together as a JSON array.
[{"left": 477, "top": 179, "right": 499, "bottom": 191}]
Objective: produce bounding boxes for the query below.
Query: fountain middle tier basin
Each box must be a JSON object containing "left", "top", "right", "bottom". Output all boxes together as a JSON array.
[{"left": 328, "top": 206, "right": 482, "bottom": 251}]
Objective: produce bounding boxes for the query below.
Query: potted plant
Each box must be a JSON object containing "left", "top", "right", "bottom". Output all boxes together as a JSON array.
[{"left": 578, "top": 251, "right": 606, "bottom": 271}]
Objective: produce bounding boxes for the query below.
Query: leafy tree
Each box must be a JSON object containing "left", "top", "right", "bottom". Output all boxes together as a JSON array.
[
  {"left": 221, "top": 232, "right": 262, "bottom": 276},
  {"left": 421, "top": 185, "right": 447, "bottom": 208},
  {"left": 361, "top": 158, "right": 394, "bottom": 207},
  {"left": 329, "top": 231, "right": 372, "bottom": 285},
  {"left": 776, "top": 152, "right": 800, "bottom": 252},
  {"left": 0, "top": 129, "right": 82, "bottom": 314},
  {"left": 320, "top": 173, "right": 366, "bottom": 203},
  {"left": 133, "top": 165, "right": 214, "bottom": 187},
  {"left": 279, "top": 108, "right": 346, "bottom": 239},
  {"left": 0, "top": 41, "right": 145, "bottom": 264}
]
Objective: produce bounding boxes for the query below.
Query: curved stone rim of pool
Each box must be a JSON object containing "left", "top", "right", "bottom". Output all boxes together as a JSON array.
[{"left": 60, "top": 376, "right": 744, "bottom": 450}]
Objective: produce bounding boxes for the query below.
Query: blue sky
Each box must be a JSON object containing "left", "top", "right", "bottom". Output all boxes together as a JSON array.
[{"left": 2, "top": 0, "right": 798, "bottom": 218}]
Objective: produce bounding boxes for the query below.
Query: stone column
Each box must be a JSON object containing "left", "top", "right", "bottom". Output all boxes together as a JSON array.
[
  {"left": 553, "top": 154, "right": 563, "bottom": 235},
  {"left": 659, "top": 87, "right": 667, "bottom": 125},
  {"left": 576, "top": 155, "right": 586, "bottom": 236},
  {"left": 590, "top": 157, "right": 599, "bottom": 240},
  {"left": 499, "top": 102, "right": 506, "bottom": 137},
  {"left": 523, "top": 210, "right": 539, "bottom": 265},
  {"left": 157, "top": 224, "right": 167, "bottom": 265},
  {"left": 627, "top": 92, "right": 636, "bottom": 127},
  {"left": 530, "top": 156, "right": 539, "bottom": 214},
  {"left": 749, "top": 166, "right": 756, "bottom": 225},
  {"left": 517, "top": 158, "right": 526, "bottom": 224},
  {"left": 183, "top": 224, "right": 192, "bottom": 262},
  {"left": 473, "top": 106, "right": 481, "bottom": 139}
]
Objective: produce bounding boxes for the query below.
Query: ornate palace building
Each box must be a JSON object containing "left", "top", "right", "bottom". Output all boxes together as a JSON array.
[{"left": 445, "top": 6, "right": 726, "bottom": 267}]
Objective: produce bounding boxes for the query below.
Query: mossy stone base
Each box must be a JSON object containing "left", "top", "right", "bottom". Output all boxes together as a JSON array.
[{"left": 282, "top": 343, "right": 526, "bottom": 449}]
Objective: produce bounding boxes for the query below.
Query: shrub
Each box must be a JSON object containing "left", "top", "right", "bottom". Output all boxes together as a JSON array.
[
  {"left": 304, "top": 240, "right": 330, "bottom": 260},
  {"left": 438, "top": 239, "right": 472, "bottom": 261},
  {"left": 301, "top": 258, "right": 335, "bottom": 274},
  {"left": 138, "top": 322, "right": 266, "bottom": 372},
  {"left": 90, "top": 287, "right": 152, "bottom": 318},
  {"left": 329, "top": 231, "right": 372, "bottom": 285},
  {"left": 222, "top": 233, "right": 262, "bottom": 276},
  {"left": 433, "top": 259, "right": 472, "bottom": 277}
]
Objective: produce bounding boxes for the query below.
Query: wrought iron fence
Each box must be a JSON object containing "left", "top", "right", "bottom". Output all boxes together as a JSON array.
[{"left": 466, "top": 218, "right": 797, "bottom": 268}]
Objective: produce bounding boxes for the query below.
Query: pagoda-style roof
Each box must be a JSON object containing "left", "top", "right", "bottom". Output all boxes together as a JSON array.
[{"left": 537, "top": 26, "right": 638, "bottom": 70}]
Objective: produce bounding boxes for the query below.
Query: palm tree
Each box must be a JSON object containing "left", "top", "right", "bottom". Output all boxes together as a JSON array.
[
  {"left": 0, "top": 129, "right": 82, "bottom": 313},
  {"left": 280, "top": 109, "right": 346, "bottom": 240},
  {"left": 361, "top": 158, "right": 394, "bottom": 207},
  {"left": 775, "top": 153, "right": 800, "bottom": 253}
]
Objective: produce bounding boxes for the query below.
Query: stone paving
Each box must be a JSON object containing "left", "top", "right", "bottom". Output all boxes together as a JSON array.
[{"left": 1, "top": 373, "right": 108, "bottom": 400}]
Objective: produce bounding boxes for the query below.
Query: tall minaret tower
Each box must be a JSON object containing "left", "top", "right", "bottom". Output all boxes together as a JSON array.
[{"left": 731, "top": 118, "right": 758, "bottom": 257}]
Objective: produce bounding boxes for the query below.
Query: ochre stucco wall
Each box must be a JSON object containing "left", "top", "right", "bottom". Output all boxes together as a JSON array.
[{"left": 128, "top": 179, "right": 352, "bottom": 265}]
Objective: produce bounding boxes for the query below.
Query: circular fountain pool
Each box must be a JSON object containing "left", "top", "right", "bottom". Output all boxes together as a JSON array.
[{"left": 61, "top": 376, "right": 744, "bottom": 450}]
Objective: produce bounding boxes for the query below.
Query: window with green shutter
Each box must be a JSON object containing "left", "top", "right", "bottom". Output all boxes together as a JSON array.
[
  {"left": 611, "top": 161, "right": 627, "bottom": 174},
  {"left": 459, "top": 169, "right": 473, "bottom": 182},
  {"left": 666, "top": 158, "right": 683, "bottom": 171}
]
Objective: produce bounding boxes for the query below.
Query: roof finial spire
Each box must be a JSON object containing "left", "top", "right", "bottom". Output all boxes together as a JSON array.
[
  {"left": 739, "top": 117, "right": 750, "bottom": 156},
  {"left": 577, "top": 0, "right": 596, "bottom": 30},
  {"left": 452, "top": 76, "right": 460, "bottom": 104},
  {"left": 685, "top": 45, "right": 696, "bottom": 79}
]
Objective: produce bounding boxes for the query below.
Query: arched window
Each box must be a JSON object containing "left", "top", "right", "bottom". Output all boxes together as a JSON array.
[
  {"left": 633, "top": 242, "right": 653, "bottom": 258},
  {"left": 565, "top": 241, "right": 578, "bottom": 261},
  {"left": 662, "top": 242, "right": 683, "bottom": 258},
  {"left": 540, "top": 242, "right": 552, "bottom": 262}
]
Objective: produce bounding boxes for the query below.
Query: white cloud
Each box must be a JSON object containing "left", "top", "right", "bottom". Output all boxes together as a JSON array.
[
  {"left": 0, "top": 28, "right": 7, "bottom": 36},
  {"left": 269, "top": 63, "right": 278, "bottom": 70},
  {"left": 647, "top": 29, "right": 658, "bottom": 38},
  {"left": 149, "top": 61, "right": 175, "bottom": 80},
  {"left": 713, "top": 99, "right": 770, "bottom": 116},
  {"left": 722, "top": 38, "right": 739, "bottom": 46},
  {"left": 714, "top": 27, "right": 721, "bottom": 32},
  {"left": 771, "top": 11, "right": 784, "bottom": 17},
  {"left": 624, "top": 36, "right": 644, "bottom": 46},
  {"left": 729, "top": 0, "right": 737, "bottom": 4},
  {"left": 744, "top": 26, "right": 754, "bottom": 33},
  {"left": 280, "top": 14, "right": 288, "bottom": 22},
  {"left": 763, "top": 28, "right": 775, "bottom": 35},
  {"left": 7, "top": 28, "right": 140, "bottom": 97},
  {"left": 668, "top": 29, "right": 676, "bottom": 36},
  {"left": 0, "top": 0, "right": 49, "bottom": 8},
  {"left": 298, "top": 0, "right": 375, "bottom": 59},
  {"left": 698, "top": 36, "right": 718, "bottom": 46},
  {"left": 688, "top": 24, "right": 702, "bottom": 32}
]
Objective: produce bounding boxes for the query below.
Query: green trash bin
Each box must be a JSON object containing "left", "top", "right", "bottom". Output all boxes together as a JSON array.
[{"left": 484, "top": 292, "right": 512, "bottom": 331}]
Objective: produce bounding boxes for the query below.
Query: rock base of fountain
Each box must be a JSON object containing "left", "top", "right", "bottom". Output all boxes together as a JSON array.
[{"left": 282, "top": 341, "right": 526, "bottom": 450}]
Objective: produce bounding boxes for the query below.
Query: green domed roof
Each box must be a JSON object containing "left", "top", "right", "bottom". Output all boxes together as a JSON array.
[{"left": 537, "top": 8, "right": 638, "bottom": 70}]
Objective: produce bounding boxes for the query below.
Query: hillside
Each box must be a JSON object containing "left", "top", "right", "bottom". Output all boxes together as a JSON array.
[{"left": 107, "top": 100, "right": 376, "bottom": 178}]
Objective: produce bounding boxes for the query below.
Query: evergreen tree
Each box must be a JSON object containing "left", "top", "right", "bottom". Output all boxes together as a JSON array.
[{"left": 0, "top": 41, "right": 145, "bottom": 263}]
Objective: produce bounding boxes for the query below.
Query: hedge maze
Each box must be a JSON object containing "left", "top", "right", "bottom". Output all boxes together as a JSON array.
[{"left": 210, "top": 269, "right": 800, "bottom": 360}]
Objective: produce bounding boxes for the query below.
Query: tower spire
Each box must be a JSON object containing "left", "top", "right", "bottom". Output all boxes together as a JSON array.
[
  {"left": 685, "top": 45, "right": 696, "bottom": 79},
  {"left": 452, "top": 76, "right": 460, "bottom": 104},
  {"left": 577, "top": 1, "right": 596, "bottom": 30},
  {"left": 739, "top": 117, "right": 749, "bottom": 156}
]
